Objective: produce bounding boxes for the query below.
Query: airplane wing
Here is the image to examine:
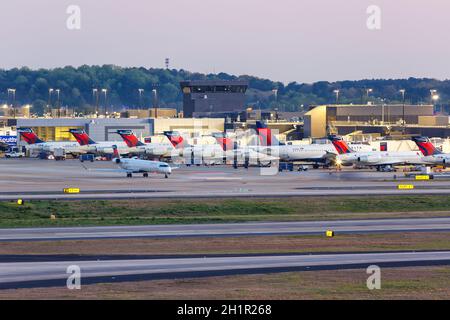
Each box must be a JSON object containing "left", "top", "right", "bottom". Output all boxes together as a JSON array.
[{"left": 80, "top": 164, "right": 132, "bottom": 173}]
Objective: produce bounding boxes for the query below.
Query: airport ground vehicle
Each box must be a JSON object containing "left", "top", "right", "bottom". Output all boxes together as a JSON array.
[
  {"left": 5, "top": 150, "right": 25, "bottom": 158},
  {"left": 79, "top": 154, "right": 95, "bottom": 162},
  {"left": 279, "top": 162, "right": 294, "bottom": 172},
  {"left": 53, "top": 148, "right": 66, "bottom": 161}
]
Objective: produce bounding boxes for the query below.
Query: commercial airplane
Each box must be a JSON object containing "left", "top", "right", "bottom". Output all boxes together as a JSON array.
[
  {"left": 163, "top": 131, "right": 277, "bottom": 167},
  {"left": 163, "top": 131, "right": 226, "bottom": 165},
  {"left": 111, "top": 145, "right": 172, "bottom": 178},
  {"left": 69, "top": 129, "right": 130, "bottom": 155},
  {"left": 328, "top": 135, "right": 426, "bottom": 171},
  {"left": 17, "top": 127, "right": 85, "bottom": 155},
  {"left": 412, "top": 136, "right": 450, "bottom": 166},
  {"left": 212, "top": 132, "right": 278, "bottom": 168},
  {"left": 249, "top": 122, "right": 374, "bottom": 167},
  {"left": 116, "top": 130, "right": 174, "bottom": 158}
]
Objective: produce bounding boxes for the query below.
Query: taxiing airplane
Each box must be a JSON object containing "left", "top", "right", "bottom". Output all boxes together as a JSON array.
[
  {"left": 329, "top": 135, "right": 426, "bottom": 171},
  {"left": 111, "top": 145, "right": 172, "bottom": 178},
  {"left": 412, "top": 136, "right": 450, "bottom": 166}
]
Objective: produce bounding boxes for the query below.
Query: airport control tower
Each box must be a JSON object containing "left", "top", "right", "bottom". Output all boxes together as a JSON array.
[{"left": 180, "top": 80, "right": 248, "bottom": 118}]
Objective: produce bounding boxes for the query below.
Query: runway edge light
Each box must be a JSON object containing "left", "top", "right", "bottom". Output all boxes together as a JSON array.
[{"left": 326, "top": 230, "right": 335, "bottom": 237}]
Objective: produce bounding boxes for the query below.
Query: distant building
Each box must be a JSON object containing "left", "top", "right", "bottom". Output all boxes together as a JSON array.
[
  {"left": 303, "top": 104, "right": 450, "bottom": 138},
  {"left": 180, "top": 80, "right": 248, "bottom": 118}
]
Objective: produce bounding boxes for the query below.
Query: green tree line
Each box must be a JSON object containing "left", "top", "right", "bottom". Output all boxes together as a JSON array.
[{"left": 0, "top": 65, "right": 448, "bottom": 115}]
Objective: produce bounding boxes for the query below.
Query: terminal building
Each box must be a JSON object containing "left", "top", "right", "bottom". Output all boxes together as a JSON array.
[
  {"left": 303, "top": 104, "right": 450, "bottom": 138},
  {"left": 180, "top": 80, "right": 248, "bottom": 118}
]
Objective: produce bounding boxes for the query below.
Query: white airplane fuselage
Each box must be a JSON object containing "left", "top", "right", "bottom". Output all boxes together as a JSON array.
[
  {"left": 338, "top": 151, "right": 427, "bottom": 167},
  {"left": 115, "top": 157, "right": 172, "bottom": 175},
  {"left": 26, "top": 141, "right": 86, "bottom": 154},
  {"left": 249, "top": 143, "right": 374, "bottom": 163}
]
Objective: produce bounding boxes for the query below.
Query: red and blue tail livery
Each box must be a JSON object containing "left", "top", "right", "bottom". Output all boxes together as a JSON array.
[
  {"left": 17, "top": 128, "right": 44, "bottom": 144},
  {"left": 212, "top": 133, "right": 235, "bottom": 151},
  {"left": 117, "top": 130, "right": 145, "bottom": 148},
  {"left": 256, "top": 121, "right": 284, "bottom": 146},
  {"left": 69, "top": 129, "right": 96, "bottom": 146},
  {"left": 163, "top": 131, "right": 188, "bottom": 149},
  {"left": 412, "top": 136, "right": 442, "bottom": 156},
  {"left": 328, "top": 135, "right": 352, "bottom": 154}
]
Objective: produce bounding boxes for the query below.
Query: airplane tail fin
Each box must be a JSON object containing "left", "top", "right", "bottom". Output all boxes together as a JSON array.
[
  {"left": 163, "top": 131, "right": 189, "bottom": 149},
  {"left": 17, "top": 128, "right": 44, "bottom": 144},
  {"left": 69, "top": 129, "right": 96, "bottom": 146},
  {"left": 116, "top": 130, "right": 145, "bottom": 147},
  {"left": 212, "top": 133, "right": 235, "bottom": 151},
  {"left": 256, "top": 121, "right": 284, "bottom": 146},
  {"left": 328, "top": 135, "right": 353, "bottom": 154},
  {"left": 412, "top": 136, "right": 442, "bottom": 156}
]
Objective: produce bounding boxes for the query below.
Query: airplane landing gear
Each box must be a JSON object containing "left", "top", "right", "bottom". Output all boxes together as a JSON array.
[
  {"left": 165, "top": 174, "right": 169, "bottom": 179},
  {"left": 143, "top": 173, "right": 149, "bottom": 178},
  {"left": 126, "top": 173, "right": 133, "bottom": 178}
]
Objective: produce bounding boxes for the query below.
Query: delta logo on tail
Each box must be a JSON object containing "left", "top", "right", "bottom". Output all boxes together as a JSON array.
[
  {"left": 328, "top": 135, "right": 352, "bottom": 155},
  {"left": 117, "top": 130, "right": 145, "bottom": 148},
  {"left": 163, "top": 131, "right": 188, "bottom": 149},
  {"left": 256, "top": 121, "right": 284, "bottom": 146},
  {"left": 412, "top": 136, "right": 442, "bottom": 156},
  {"left": 17, "top": 128, "right": 44, "bottom": 144},
  {"left": 212, "top": 133, "right": 235, "bottom": 151},
  {"left": 69, "top": 129, "right": 96, "bottom": 146}
]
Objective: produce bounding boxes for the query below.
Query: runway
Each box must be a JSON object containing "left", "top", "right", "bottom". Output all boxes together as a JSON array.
[
  {"left": 1, "top": 251, "right": 450, "bottom": 289},
  {"left": 2, "top": 217, "right": 450, "bottom": 241},
  {"left": 3, "top": 158, "right": 450, "bottom": 200}
]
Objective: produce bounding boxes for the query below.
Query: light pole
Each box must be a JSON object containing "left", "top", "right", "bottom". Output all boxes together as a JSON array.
[
  {"left": 138, "top": 89, "right": 144, "bottom": 112},
  {"left": 333, "top": 90, "right": 340, "bottom": 104},
  {"left": 48, "top": 88, "right": 54, "bottom": 116},
  {"left": 92, "top": 89, "right": 99, "bottom": 117},
  {"left": 101, "top": 89, "right": 108, "bottom": 116},
  {"left": 55, "top": 89, "right": 61, "bottom": 117},
  {"left": 399, "top": 89, "right": 406, "bottom": 132},
  {"left": 152, "top": 89, "right": 158, "bottom": 118},
  {"left": 7, "top": 88, "right": 16, "bottom": 118},
  {"left": 366, "top": 88, "right": 373, "bottom": 104},
  {"left": 430, "top": 89, "right": 439, "bottom": 112}
]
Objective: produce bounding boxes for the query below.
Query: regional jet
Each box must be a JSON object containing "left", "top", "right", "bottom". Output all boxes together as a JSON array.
[{"left": 329, "top": 135, "right": 426, "bottom": 171}]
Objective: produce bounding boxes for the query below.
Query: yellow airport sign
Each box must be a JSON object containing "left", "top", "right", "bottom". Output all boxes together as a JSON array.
[
  {"left": 326, "top": 230, "right": 335, "bottom": 237},
  {"left": 63, "top": 188, "right": 80, "bottom": 194},
  {"left": 17, "top": 199, "right": 24, "bottom": 205},
  {"left": 398, "top": 184, "right": 414, "bottom": 190},
  {"left": 415, "top": 175, "right": 430, "bottom": 180}
]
